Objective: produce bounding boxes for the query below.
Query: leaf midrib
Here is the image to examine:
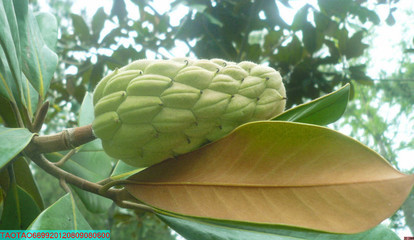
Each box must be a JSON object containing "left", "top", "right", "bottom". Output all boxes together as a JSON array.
[{"left": 128, "top": 175, "right": 409, "bottom": 188}]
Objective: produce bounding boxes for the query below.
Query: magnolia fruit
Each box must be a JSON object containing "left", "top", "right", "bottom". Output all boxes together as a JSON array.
[{"left": 92, "top": 58, "right": 286, "bottom": 167}]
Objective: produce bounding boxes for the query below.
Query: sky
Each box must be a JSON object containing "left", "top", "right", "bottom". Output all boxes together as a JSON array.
[{"left": 37, "top": 0, "right": 413, "bottom": 237}]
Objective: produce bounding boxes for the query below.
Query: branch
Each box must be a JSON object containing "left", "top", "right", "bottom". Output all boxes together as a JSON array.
[
  {"left": 25, "top": 124, "right": 96, "bottom": 155},
  {"left": 28, "top": 153, "right": 149, "bottom": 211},
  {"left": 30, "top": 154, "right": 117, "bottom": 199},
  {"left": 23, "top": 124, "right": 153, "bottom": 212}
]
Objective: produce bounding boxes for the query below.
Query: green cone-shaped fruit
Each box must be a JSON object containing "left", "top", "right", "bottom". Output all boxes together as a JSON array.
[{"left": 92, "top": 58, "right": 286, "bottom": 167}]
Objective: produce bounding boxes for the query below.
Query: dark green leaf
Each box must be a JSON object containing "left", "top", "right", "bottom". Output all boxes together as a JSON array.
[
  {"left": 15, "top": 2, "right": 58, "bottom": 99},
  {"left": 291, "top": 4, "right": 310, "bottom": 31},
  {"left": 110, "top": 0, "right": 127, "bottom": 23},
  {"left": 28, "top": 193, "right": 92, "bottom": 230},
  {"left": 0, "top": 47, "right": 18, "bottom": 103},
  {"left": 70, "top": 13, "right": 90, "bottom": 42},
  {"left": 0, "top": 126, "right": 34, "bottom": 169},
  {"left": 0, "top": 183, "right": 41, "bottom": 229},
  {"left": 349, "top": 65, "right": 374, "bottom": 85},
  {"left": 345, "top": 31, "right": 368, "bottom": 59},
  {"left": 262, "top": 0, "right": 288, "bottom": 28},
  {"left": 0, "top": 97, "right": 17, "bottom": 127},
  {"left": 273, "top": 84, "right": 350, "bottom": 125},
  {"left": 336, "top": 27, "right": 348, "bottom": 55},
  {"left": 318, "top": 0, "right": 351, "bottom": 19},
  {"left": 314, "top": 11, "right": 338, "bottom": 37},
  {"left": 263, "top": 30, "right": 282, "bottom": 52},
  {"left": 91, "top": 7, "right": 107, "bottom": 39},
  {"left": 158, "top": 212, "right": 400, "bottom": 240},
  {"left": 323, "top": 40, "right": 340, "bottom": 63},
  {"left": 302, "top": 22, "right": 323, "bottom": 53},
  {"left": 0, "top": 0, "right": 24, "bottom": 105},
  {"left": 0, "top": 182, "right": 20, "bottom": 229},
  {"left": 273, "top": 35, "right": 304, "bottom": 65},
  {"left": 14, "top": 157, "right": 44, "bottom": 210}
]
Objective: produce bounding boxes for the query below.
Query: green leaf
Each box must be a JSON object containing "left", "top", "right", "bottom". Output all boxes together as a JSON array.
[
  {"left": 46, "top": 151, "right": 113, "bottom": 214},
  {"left": 35, "top": 12, "right": 58, "bottom": 50},
  {"left": 0, "top": 47, "right": 18, "bottom": 102},
  {"left": 0, "top": 126, "right": 34, "bottom": 169},
  {"left": 21, "top": 72, "right": 40, "bottom": 117},
  {"left": 302, "top": 22, "right": 323, "bottom": 53},
  {"left": 314, "top": 11, "right": 338, "bottom": 37},
  {"left": 126, "top": 121, "right": 414, "bottom": 233},
  {"left": 349, "top": 65, "right": 373, "bottom": 85},
  {"left": 386, "top": 12, "right": 396, "bottom": 26},
  {"left": 345, "top": 31, "right": 368, "bottom": 59},
  {"left": 14, "top": 1, "right": 58, "bottom": 99},
  {"left": 0, "top": 96, "right": 17, "bottom": 127},
  {"left": 111, "top": 160, "right": 143, "bottom": 180},
  {"left": 78, "top": 92, "right": 94, "bottom": 127},
  {"left": 70, "top": 13, "right": 91, "bottom": 43},
  {"left": 158, "top": 212, "right": 400, "bottom": 240},
  {"left": 14, "top": 157, "right": 44, "bottom": 210},
  {"left": 0, "top": 183, "right": 41, "bottom": 229},
  {"left": 68, "top": 149, "right": 113, "bottom": 213},
  {"left": 273, "top": 84, "right": 350, "bottom": 125},
  {"left": 0, "top": 1, "right": 24, "bottom": 105},
  {"left": 273, "top": 35, "right": 304, "bottom": 65},
  {"left": 91, "top": 7, "right": 107, "bottom": 40},
  {"left": 28, "top": 193, "right": 92, "bottom": 230},
  {"left": 291, "top": 4, "right": 310, "bottom": 31}
]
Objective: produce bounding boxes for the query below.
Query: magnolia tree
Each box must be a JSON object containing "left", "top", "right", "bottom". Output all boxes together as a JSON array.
[{"left": 0, "top": 1, "right": 413, "bottom": 239}]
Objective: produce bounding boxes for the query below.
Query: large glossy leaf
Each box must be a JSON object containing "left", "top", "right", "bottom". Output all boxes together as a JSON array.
[
  {"left": 158, "top": 212, "right": 400, "bottom": 240},
  {"left": 21, "top": 72, "right": 39, "bottom": 117},
  {"left": 14, "top": 0, "right": 58, "bottom": 99},
  {"left": 126, "top": 121, "right": 414, "bottom": 234},
  {"left": 273, "top": 84, "right": 349, "bottom": 125},
  {"left": 28, "top": 193, "right": 92, "bottom": 230},
  {"left": 14, "top": 157, "right": 44, "bottom": 210},
  {"left": 35, "top": 12, "right": 58, "bottom": 50},
  {"left": 0, "top": 183, "right": 41, "bottom": 229},
  {"left": 0, "top": 126, "right": 34, "bottom": 169},
  {"left": 0, "top": 47, "right": 16, "bottom": 102},
  {"left": 0, "top": 1, "right": 24, "bottom": 104}
]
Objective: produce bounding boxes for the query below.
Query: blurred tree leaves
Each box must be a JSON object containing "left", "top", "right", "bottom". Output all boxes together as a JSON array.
[{"left": 50, "top": 0, "right": 388, "bottom": 112}]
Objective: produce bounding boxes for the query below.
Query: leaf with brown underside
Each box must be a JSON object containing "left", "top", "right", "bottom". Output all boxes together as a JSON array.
[{"left": 126, "top": 121, "right": 414, "bottom": 234}]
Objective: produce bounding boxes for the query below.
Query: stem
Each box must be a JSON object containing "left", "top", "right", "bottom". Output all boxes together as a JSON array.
[
  {"left": 29, "top": 154, "right": 151, "bottom": 211},
  {"left": 99, "top": 180, "right": 136, "bottom": 195},
  {"left": 25, "top": 124, "right": 96, "bottom": 155},
  {"left": 54, "top": 149, "right": 77, "bottom": 167},
  {"left": 30, "top": 154, "right": 122, "bottom": 199},
  {"left": 24, "top": 125, "right": 153, "bottom": 212}
]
